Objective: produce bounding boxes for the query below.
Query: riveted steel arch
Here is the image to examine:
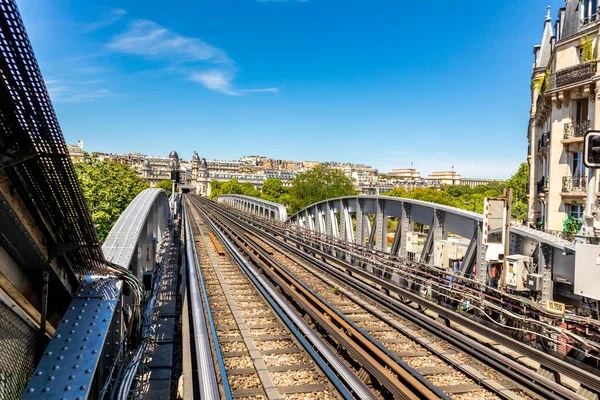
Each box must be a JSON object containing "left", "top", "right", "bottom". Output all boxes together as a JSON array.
[
  {"left": 217, "top": 194, "right": 287, "bottom": 222},
  {"left": 289, "top": 195, "right": 577, "bottom": 286},
  {"left": 103, "top": 188, "right": 170, "bottom": 275}
]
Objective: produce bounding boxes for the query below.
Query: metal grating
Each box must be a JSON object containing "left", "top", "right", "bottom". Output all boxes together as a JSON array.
[
  {"left": 0, "top": 0, "right": 105, "bottom": 273},
  {"left": 0, "top": 298, "right": 38, "bottom": 399}
]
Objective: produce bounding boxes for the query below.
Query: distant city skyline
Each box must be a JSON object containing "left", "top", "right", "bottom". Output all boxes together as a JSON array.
[
  {"left": 73, "top": 140, "right": 501, "bottom": 179},
  {"left": 17, "top": 0, "right": 560, "bottom": 180}
]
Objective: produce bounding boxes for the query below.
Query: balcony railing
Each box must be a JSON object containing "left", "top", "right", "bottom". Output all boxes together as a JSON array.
[
  {"left": 564, "top": 120, "right": 590, "bottom": 139},
  {"left": 537, "top": 132, "right": 550, "bottom": 151},
  {"left": 549, "top": 61, "right": 597, "bottom": 90},
  {"left": 562, "top": 175, "right": 587, "bottom": 193},
  {"left": 536, "top": 177, "right": 549, "bottom": 194},
  {"left": 582, "top": 12, "right": 599, "bottom": 26}
]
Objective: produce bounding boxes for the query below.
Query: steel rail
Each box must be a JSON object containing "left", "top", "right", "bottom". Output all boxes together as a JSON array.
[
  {"left": 183, "top": 202, "right": 221, "bottom": 400},
  {"left": 188, "top": 197, "right": 375, "bottom": 400},
  {"left": 194, "top": 196, "right": 444, "bottom": 400},
  {"left": 207, "top": 198, "right": 596, "bottom": 400},
  {"left": 186, "top": 201, "right": 233, "bottom": 399}
]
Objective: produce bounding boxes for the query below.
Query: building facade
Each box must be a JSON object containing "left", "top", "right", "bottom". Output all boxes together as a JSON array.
[
  {"left": 527, "top": 2, "right": 600, "bottom": 232},
  {"left": 427, "top": 171, "right": 461, "bottom": 186},
  {"left": 67, "top": 140, "right": 84, "bottom": 162}
]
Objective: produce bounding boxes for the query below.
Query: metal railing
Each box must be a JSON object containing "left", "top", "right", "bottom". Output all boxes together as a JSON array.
[
  {"left": 562, "top": 175, "right": 587, "bottom": 192},
  {"left": 537, "top": 132, "right": 550, "bottom": 151},
  {"left": 564, "top": 120, "right": 590, "bottom": 139},
  {"left": 536, "top": 177, "right": 549, "bottom": 194},
  {"left": 581, "top": 12, "right": 599, "bottom": 26},
  {"left": 549, "top": 61, "right": 597, "bottom": 90}
]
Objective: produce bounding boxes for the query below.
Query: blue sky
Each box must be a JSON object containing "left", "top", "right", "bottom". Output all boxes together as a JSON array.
[{"left": 16, "top": 0, "right": 564, "bottom": 178}]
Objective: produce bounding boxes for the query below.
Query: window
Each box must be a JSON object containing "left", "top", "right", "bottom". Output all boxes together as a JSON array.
[
  {"left": 582, "top": 0, "right": 599, "bottom": 23},
  {"left": 570, "top": 205, "right": 584, "bottom": 219},
  {"left": 572, "top": 152, "right": 585, "bottom": 176},
  {"left": 575, "top": 98, "right": 589, "bottom": 122}
]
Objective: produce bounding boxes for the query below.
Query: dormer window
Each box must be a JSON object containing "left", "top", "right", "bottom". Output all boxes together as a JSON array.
[{"left": 581, "top": 0, "right": 598, "bottom": 25}]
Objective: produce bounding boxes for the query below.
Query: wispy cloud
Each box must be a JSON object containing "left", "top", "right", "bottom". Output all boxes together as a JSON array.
[
  {"left": 239, "top": 88, "right": 279, "bottom": 94},
  {"left": 108, "top": 20, "right": 230, "bottom": 63},
  {"left": 189, "top": 70, "right": 241, "bottom": 96},
  {"left": 83, "top": 8, "right": 126, "bottom": 32},
  {"left": 44, "top": 78, "right": 113, "bottom": 103},
  {"left": 107, "top": 19, "right": 277, "bottom": 96}
]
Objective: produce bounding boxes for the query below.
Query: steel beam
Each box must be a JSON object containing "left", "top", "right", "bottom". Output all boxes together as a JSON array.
[
  {"left": 22, "top": 276, "right": 123, "bottom": 399},
  {"left": 355, "top": 198, "right": 365, "bottom": 246},
  {"left": 374, "top": 198, "right": 387, "bottom": 252}
]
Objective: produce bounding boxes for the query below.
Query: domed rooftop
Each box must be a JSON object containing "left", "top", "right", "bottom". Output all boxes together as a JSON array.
[
  {"left": 200, "top": 157, "right": 207, "bottom": 169},
  {"left": 169, "top": 150, "right": 179, "bottom": 159},
  {"left": 192, "top": 149, "right": 200, "bottom": 160}
]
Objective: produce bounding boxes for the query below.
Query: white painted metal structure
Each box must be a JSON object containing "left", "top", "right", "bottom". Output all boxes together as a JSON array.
[
  {"left": 217, "top": 194, "right": 288, "bottom": 222},
  {"left": 289, "top": 195, "right": 576, "bottom": 302},
  {"left": 103, "top": 188, "right": 170, "bottom": 279}
]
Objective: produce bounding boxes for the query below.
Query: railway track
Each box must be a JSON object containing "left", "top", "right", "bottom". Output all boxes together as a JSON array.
[
  {"left": 187, "top": 201, "right": 342, "bottom": 399},
  {"left": 184, "top": 198, "right": 376, "bottom": 400},
  {"left": 196, "top": 195, "right": 596, "bottom": 400},
  {"left": 190, "top": 195, "right": 452, "bottom": 400}
]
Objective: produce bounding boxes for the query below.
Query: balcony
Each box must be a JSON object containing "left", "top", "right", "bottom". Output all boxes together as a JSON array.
[
  {"left": 581, "top": 12, "right": 599, "bottom": 26},
  {"left": 548, "top": 61, "right": 597, "bottom": 91},
  {"left": 537, "top": 132, "right": 550, "bottom": 152},
  {"left": 561, "top": 175, "right": 587, "bottom": 195},
  {"left": 536, "top": 177, "right": 549, "bottom": 194},
  {"left": 564, "top": 120, "right": 590, "bottom": 139}
]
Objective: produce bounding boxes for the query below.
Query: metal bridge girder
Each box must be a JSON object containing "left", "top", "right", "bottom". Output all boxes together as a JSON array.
[
  {"left": 217, "top": 194, "right": 287, "bottom": 222},
  {"left": 288, "top": 195, "right": 578, "bottom": 285}
]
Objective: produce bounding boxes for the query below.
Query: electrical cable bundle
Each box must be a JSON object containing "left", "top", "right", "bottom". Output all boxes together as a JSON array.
[{"left": 108, "top": 225, "right": 173, "bottom": 400}]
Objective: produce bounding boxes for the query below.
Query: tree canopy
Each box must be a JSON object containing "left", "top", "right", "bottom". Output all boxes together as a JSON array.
[
  {"left": 288, "top": 165, "right": 357, "bottom": 213},
  {"left": 209, "top": 178, "right": 261, "bottom": 199},
  {"left": 156, "top": 179, "right": 173, "bottom": 197},
  {"left": 74, "top": 155, "right": 149, "bottom": 242},
  {"left": 260, "top": 178, "right": 286, "bottom": 202},
  {"left": 505, "top": 162, "right": 529, "bottom": 221}
]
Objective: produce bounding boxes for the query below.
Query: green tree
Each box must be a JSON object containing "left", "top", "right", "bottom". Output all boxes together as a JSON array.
[
  {"left": 74, "top": 156, "right": 149, "bottom": 242},
  {"left": 209, "top": 178, "right": 261, "bottom": 199},
  {"left": 506, "top": 162, "right": 529, "bottom": 221},
  {"left": 240, "top": 182, "right": 260, "bottom": 197},
  {"left": 288, "top": 165, "right": 357, "bottom": 213},
  {"left": 261, "top": 178, "right": 286, "bottom": 202},
  {"left": 156, "top": 179, "right": 173, "bottom": 197}
]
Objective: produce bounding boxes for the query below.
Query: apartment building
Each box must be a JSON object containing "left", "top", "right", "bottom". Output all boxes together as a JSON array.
[{"left": 527, "top": 2, "right": 600, "bottom": 232}]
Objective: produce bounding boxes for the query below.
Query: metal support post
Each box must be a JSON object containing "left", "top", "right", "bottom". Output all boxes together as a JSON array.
[
  {"left": 399, "top": 203, "right": 411, "bottom": 258},
  {"left": 356, "top": 199, "right": 365, "bottom": 246},
  {"left": 375, "top": 199, "right": 387, "bottom": 252},
  {"left": 476, "top": 223, "right": 487, "bottom": 283},
  {"left": 539, "top": 243, "right": 553, "bottom": 304}
]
